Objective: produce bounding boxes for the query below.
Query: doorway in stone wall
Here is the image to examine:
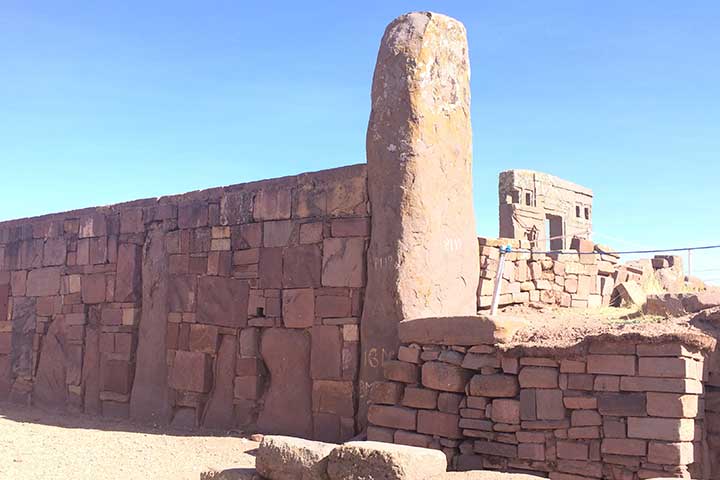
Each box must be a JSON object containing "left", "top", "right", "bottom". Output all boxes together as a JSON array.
[{"left": 546, "top": 214, "right": 564, "bottom": 251}]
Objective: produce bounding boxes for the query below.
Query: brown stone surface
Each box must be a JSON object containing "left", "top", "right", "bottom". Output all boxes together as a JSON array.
[
  {"left": 11, "top": 296, "right": 35, "bottom": 377},
  {"left": 170, "top": 351, "right": 212, "bottom": 393},
  {"left": 282, "top": 288, "right": 315, "bottom": 329},
  {"left": 256, "top": 435, "right": 335, "bottom": 480},
  {"left": 398, "top": 316, "right": 522, "bottom": 346},
  {"left": 197, "top": 276, "right": 249, "bottom": 328},
  {"left": 327, "top": 441, "right": 447, "bottom": 480},
  {"left": 311, "top": 326, "right": 342, "bottom": 380},
  {"left": 33, "top": 316, "right": 68, "bottom": 408},
  {"left": 283, "top": 244, "right": 322, "bottom": 288},
  {"left": 257, "top": 328, "right": 312, "bottom": 438},
  {"left": 360, "top": 11, "right": 479, "bottom": 424},
  {"left": 421, "top": 361, "right": 472, "bottom": 392},
  {"left": 26, "top": 267, "right": 61, "bottom": 297},
  {"left": 468, "top": 374, "right": 519, "bottom": 397},
  {"left": 203, "top": 334, "right": 237, "bottom": 429},
  {"left": 115, "top": 243, "right": 141, "bottom": 302},
  {"left": 130, "top": 225, "right": 171, "bottom": 423}
]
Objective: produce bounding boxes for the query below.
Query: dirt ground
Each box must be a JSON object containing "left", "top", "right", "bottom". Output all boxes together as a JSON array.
[
  {"left": 498, "top": 303, "right": 719, "bottom": 353},
  {"left": 0, "top": 402, "right": 258, "bottom": 480}
]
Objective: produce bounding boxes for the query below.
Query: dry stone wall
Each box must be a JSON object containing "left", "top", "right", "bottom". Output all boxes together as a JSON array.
[
  {"left": 367, "top": 317, "right": 714, "bottom": 479},
  {"left": 0, "top": 164, "right": 369, "bottom": 441},
  {"left": 477, "top": 237, "right": 637, "bottom": 311}
]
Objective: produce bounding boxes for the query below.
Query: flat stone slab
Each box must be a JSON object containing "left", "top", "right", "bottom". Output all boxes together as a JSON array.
[
  {"left": 255, "top": 435, "right": 336, "bottom": 480},
  {"left": 327, "top": 441, "right": 446, "bottom": 480},
  {"left": 398, "top": 316, "right": 524, "bottom": 346}
]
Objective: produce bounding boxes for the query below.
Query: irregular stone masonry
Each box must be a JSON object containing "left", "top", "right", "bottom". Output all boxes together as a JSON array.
[
  {"left": 367, "top": 316, "right": 714, "bottom": 479},
  {"left": 0, "top": 164, "right": 369, "bottom": 441},
  {"left": 477, "top": 236, "right": 627, "bottom": 310}
]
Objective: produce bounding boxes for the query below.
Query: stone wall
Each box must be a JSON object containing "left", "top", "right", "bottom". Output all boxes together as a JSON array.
[
  {"left": 0, "top": 164, "right": 369, "bottom": 441},
  {"left": 366, "top": 317, "right": 714, "bottom": 479},
  {"left": 477, "top": 237, "right": 626, "bottom": 311}
]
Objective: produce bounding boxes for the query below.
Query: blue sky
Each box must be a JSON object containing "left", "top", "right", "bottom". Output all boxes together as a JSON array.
[{"left": 1, "top": 1, "right": 719, "bottom": 282}]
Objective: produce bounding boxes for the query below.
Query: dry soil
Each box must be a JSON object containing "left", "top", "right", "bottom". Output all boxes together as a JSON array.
[{"left": 0, "top": 402, "right": 257, "bottom": 480}]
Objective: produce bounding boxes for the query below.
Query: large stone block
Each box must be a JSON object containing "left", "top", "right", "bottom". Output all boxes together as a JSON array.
[
  {"left": 311, "top": 326, "right": 342, "bottom": 380},
  {"left": 421, "top": 361, "right": 472, "bottom": 392},
  {"left": 26, "top": 267, "right": 61, "bottom": 297},
  {"left": 256, "top": 435, "right": 336, "bottom": 480},
  {"left": 313, "top": 380, "right": 355, "bottom": 417},
  {"left": 257, "top": 329, "right": 313, "bottom": 438},
  {"left": 397, "top": 316, "right": 522, "bottom": 346},
  {"left": 468, "top": 374, "right": 519, "bottom": 397},
  {"left": 115, "top": 243, "right": 142, "bottom": 302},
  {"left": 321, "top": 238, "right": 365, "bottom": 288},
  {"left": 627, "top": 417, "right": 695, "bottom": 441},
  {"left": 282, "top": 288, "right": 315, "bottom": 329},
  {"left": 203, "top": 334, "right": 237, "bottom": 429},
  {"left": 10, "top": 296, "right": 35, "bottom": 377},
  {"left": 360, "top": 11, "right": 479, "bottom": 423},
  {"left": 169, "top": 351, "right": 212, "bottom": 393},
  {"left": 283, "top": 244, "right": 322, "bottom": 288},
  {"left": 327, "top": 441, "right": 446, "bottom": 480},
  {"left": 197, "top": 276, "right": 249, "bottom": 328}
]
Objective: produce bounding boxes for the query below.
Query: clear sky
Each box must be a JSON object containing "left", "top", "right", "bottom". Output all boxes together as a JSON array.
[{"left": 1, "top": 1, "right": 719, "bottom": 283}]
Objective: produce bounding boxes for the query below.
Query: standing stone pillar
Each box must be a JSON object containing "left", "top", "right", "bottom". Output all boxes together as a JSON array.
[{"left": 359, "top": 12, "right": 479, "bottom": 424}]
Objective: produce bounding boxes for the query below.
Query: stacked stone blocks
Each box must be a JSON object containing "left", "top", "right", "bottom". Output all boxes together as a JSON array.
[{"left": 367, "top": 317, "right": 709, "bottom": 479}]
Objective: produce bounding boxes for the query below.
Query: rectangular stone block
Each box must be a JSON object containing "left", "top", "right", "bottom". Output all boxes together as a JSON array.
[
  {"left": 26, "top": 267, "right": 61, "bottom": 297},
  {"left": 369, "top": 381, "right": 404, "bottom": 405},
  {"left": 282, "top": 288, "right": 315, "bottom": 328},
  {"left": 601, "top": 438, "right": 647, "bottom": 456},
  {"left": 417, "top": 410, "right": 462, "bottom": 439},
  {"left": 647, "top": 441, "right": 694, "bottom": 465},
  {"left": 587, "top": 354, "right": 636, "bottom": 376},
  {"left": 311, "top": 325, "right": 342, "bottom": 380},
  {"left": 368, "top": 404, "right": 416, "bottom": 430},
  {"left": 321, "top": 238, "right": 365, "bottom": 287},
  {"left": 169, "top": 351, "right": 213, "bottom": 393},
  {"left": 620, "top": 376, "right": 702, "bottom": 394},
  {"left": 627, "top": 417, "right": 694, "bottom": 441},
  {"left": 597, "top": 393, "right": 646, "bottom": 417},
  {"left": 646, "top": 392, "right": 698, "bottom": 418},
  {"left": 402, "top": 386, "right": 438, "bottom": 409},
  {"left": 196, "top": 276, "right": 249, "bottom": 328},
  {"left": 638, "top": 357, "right": 702, "bottom": 379},
  {"left": 312, "top": 380, "right": 354, "bottom": 417},
  {"left": 422, "top": 361, "right": 472, "bottom": 392}
]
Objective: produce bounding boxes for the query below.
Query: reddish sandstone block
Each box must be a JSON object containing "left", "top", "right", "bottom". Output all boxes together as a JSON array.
[
  {"left": 282, "top": 288, "right": 315, "bottom": 328},
  {"left": 315, "top": 294, "right": 351, "bottom": 318},
  {"left": 321, "top": 238, "right": 365, "bottom": 287},
  {"left": 421, "top": 361, "right": 472, "bottom": 392},
  {"left": 518, "top": 443, "right": 545, "bottom": 461},
  {"left": 26, "top": 267, "right": 61, "bottom": 297},
  {"left": 438, "top": 392, "right": 464, "bottom": 414},
  {"left": 384, "top": 360, "right": 419, "bottom": 384},
  {"left": 560, "top": 359, "right": 586, "bottom": 373},
  {"left": 369, "top": 381, "right": 404, "bottom": 405},
  {"left": 536, "top": 389, "right": 565, "bottom": 420},
  {"left": 178, "top": 203, "right": 208, "bottom": 229},
  {"left": 468, "top": 374, "right": 519, "bottom": 397},
  {"left": 417, "top": 410, "right": 462, "bottom": 439},
  {"left": 170, "top": 351, "right": 213, "bottom": 393},
  {"left": 330, "top": 218, "right": 370, "bottom": 237},
  {"left": 646, "top": 392, "right": 698, "bottom": 418},
  {"left": 518, "top": 366, "right": 558, "bottom": 388},
  {"left": 394, "top": 430, "right": 431, "bottom": 448},
  {"left": 0, "top": 332, "right": 11, "bottom": 354},
  {"left": 398, "top": 345, "right": 422, "bottom": 364},
  {"left": 627, "top": 417, "right": 694, "bottom": 441},
  {"left": 563, "top": 396, "right": 597, "bottom": 410},
  {"left": 491, "top": 399, "right": 520, "bottom": 424},
  {"left": 235, "top": 357, "right": 263, "bottom": 376},
  {"left": 81, "top": 273, "right": 106, "bottom": 304},
  {"left": 115, "top": 243, "right": 141, "bottom": 302},
  {"left": 263, "top": 220, "right": 294, "bottom": 247},
  {"left": 43, "top": 238, "right": 66, "bottom": 266},
  {"left": 638, "top": 357, "right": 702, "bottom": 380},
  {"left": 620, "top": 376, "right": 702, "bottom": 394},
  {"left": 597, "top": 393, "right": 646, "bottom": 416},
  {"left": 587, "top": 354, "right": 636, "bottom": 376},
  {"left": 283, "top": 245, "right": 322, "bottom": 288},
  {"left": 312, "top": 380, "right": 354, "bottom": 417},
  {"left": 571, "top": 409, "right": 601, "bottom": 426},
  {"left": 101, "top": 359, "right": 133, "bottom": 395},
  {"left": 647, "top": 441, "right": 694, "bottom": 465},
  {"left": 258, "top": 247, "right": 283, "bottom": 289},
  {"left": 368, "top": 404, "right": 416, "bottom": 430},
  {"left": 299, "top": 222, "right": 323, "bottom": 244},
  {"left": 311, "top": 325, "right": 342, "bottom": 380},
  {"left": 79, "top": 214, "right": 107, "bottom": 238},
  {"left": 253, "top": 187, "right": 291, "bottom": 221},
  {"left": 233, "top": 376, "right": 263, "bottom": 400},
  {"left": 196, "top": 276, "right": 249, "bottom": 328},
  {"left": 402, "top": 386, "right": 438, "bottom": 409},
  {"left": 473, "top": 440, "right": 517, "bottom": 458},
  {"left": 601, "top": 438, "right": 647, "bottom": 456},
  {"left": 568, "top": 426, "right": 600, "bottom": 439},
  {"left": 188, "top": 324, "right": 219, "bottom": 354},
  {"left": 567, "top": 373, "right": 594, "bottom": 391},
  {"left": 593, "top": 375, "right": 620, "bottom": 392},
  {"left": 367, "top": 426, "right": 395, "bottom": 443},
  {"left": 556, "top": 440, "right": 588, "bottom": 460}
]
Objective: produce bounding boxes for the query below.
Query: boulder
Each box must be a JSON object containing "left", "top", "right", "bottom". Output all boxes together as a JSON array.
[
  {"left": 326, "top": 441, "right": 446, "bottom": 480},
  {"left": 612, "top": 281, "right": 646, "bottom": 308},
  {"left": 255, "top": 435, "right": 336, "bottom": 480},
  {"left": 200, "top": 468, "right": 259, "bottom": 480}
]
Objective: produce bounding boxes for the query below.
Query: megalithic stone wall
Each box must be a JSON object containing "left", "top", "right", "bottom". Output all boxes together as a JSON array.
[
  {"left": 360, "top": 11, "right": 480, "bottom": 425},
  {"left": 0, "top": 164, "right": 370, "bottom": 442}
]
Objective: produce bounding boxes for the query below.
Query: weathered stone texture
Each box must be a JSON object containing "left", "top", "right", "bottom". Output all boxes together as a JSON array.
[{"left": 360, "top": 11, "right": 479, "bottom": 423}]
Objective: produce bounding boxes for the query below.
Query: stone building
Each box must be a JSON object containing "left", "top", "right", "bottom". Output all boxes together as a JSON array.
[{"left": 498, "top": 169, "right": 593, "bottom": 250}]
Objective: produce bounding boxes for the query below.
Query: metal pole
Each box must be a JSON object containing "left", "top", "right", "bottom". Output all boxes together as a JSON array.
[
  {"left": 688, "top": 249, "right": 692, "bottom": 278},
  {"left": 490, "top": 245, "right": 510, "bottom": 315}
]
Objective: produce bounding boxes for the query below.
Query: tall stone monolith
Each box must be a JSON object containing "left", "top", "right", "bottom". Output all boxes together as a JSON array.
[{"left": 359, "top": 12, "right": 479, "bottom": 424}]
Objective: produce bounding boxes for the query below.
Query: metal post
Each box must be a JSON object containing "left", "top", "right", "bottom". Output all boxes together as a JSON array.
[
  {"left": 688, "top": 249, "right": 692, "bottom": 278},
  {"left": 490, "top": 245, "right": 511, "bottom": 315}
]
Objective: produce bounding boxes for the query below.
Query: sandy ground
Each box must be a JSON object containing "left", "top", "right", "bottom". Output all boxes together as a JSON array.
[{"left": 0, "top": 402, "right": 258, "bottom": 480}]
